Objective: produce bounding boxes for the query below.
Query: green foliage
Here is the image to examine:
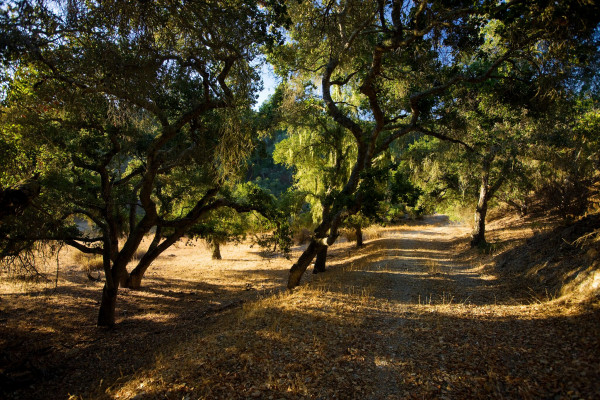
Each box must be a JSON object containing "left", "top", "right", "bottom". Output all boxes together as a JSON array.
[
  {"left": 188, "top": 207, "right": 249, "bottom": 247},
  {"left": 247, "top": 130, "right": 293, "bottom": 197},
  {"left": 0, "top": 0, "right": 283, "bottom": 295},
  {"left": 530, "top": 98, "right": 600, "bottom": 217},
  {"left": 237, "top": 182, "right": 296, "bottom": 256},
  {"left": 273, "top": 94, "right": 356, "bottom": 223}
]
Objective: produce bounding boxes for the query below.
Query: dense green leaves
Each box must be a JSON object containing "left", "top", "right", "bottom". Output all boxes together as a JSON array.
[{"left": 1, "top": 0, "right": 598, "bottom": 317}]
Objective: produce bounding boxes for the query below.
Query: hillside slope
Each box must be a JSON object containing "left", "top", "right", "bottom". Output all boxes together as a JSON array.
[{"left": 492, "top": 213, "right": 600, "bottom": 302}]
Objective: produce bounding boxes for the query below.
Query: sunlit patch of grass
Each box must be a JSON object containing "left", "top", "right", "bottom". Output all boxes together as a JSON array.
[
  {"left": 108, "top": 275, "right": 386, "bottom": 399},
  {"left": 72, "top": 251, "right": 103, "bottom": 273}
]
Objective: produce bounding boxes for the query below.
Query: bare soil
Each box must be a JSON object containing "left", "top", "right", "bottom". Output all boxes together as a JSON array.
[{"left": 1, "top": 215, "right": 599, "bottom": 399}]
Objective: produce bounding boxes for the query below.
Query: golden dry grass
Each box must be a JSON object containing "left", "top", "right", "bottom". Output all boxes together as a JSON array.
[{"left": 1, "top": 215, "right": 599, "bottom": 400}]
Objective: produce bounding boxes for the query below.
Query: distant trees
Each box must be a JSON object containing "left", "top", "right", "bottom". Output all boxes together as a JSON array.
[
  {"left": 268, "top": 0, "right": 599, "bottom": 287},
  {"left": 0, "top": 0, "right": 286, "bottom": 326}
]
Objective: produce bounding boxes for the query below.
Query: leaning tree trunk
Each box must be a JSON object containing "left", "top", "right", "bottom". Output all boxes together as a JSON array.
[
  {"left": 125, "top": 253, "right": 154, "bottom": 289},
  {"left": 125, "top": 226, "right": 163, "bottom": 289},
  {"left": 211, "top": 241, "right": 222, "bottom": 260},
  {"left": 288, "top": 219, "right": 343, "bottom": 287},
  {"left": 288, "top": 240, "right": 321, "bottom": 288},
  {"left": 313, "top": 245, "right": 328, "bottom": 274}
]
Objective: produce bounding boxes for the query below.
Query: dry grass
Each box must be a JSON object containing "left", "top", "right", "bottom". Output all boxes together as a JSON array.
[
  {"left": 73, "top": 251, "right": 104, "bottom": 273},
  {"left": 107, "top": 218, "right": 599, "bottom": 399},
  {"left": 292, "top": 228, "right": 312, "bottom": 245},
  {"left": 2, "top": 214, "right": 599, "bottom": 400}
]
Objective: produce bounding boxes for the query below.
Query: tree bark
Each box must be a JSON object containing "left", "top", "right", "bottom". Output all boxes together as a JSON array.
[
  {"left": 211, "top": 241, "right": 222, "bottom": 260},
  {"left": 97, "top": 284, "right": 118, "bottom": 327},
  {"left": 355, "top": 224, "right": 363, "bottom": 247},
  {"left": 97, "top": 250, "right": 128, "bottom": 327},
  {"left": 471, "top": 178, "right": 489, "bottom": 248},
  {"left": 313, "top": 245, "right": 327, "bottom": 274},
  {"left": 471, "top": 154, "right": 508, "bottom": 248},
  {"left": 124, "top": 226, "right": 164, "bottom": 289},
  {"left": 125, "top": 254, "right": 152, "bottom": 289},
  {"left": 288, "top": 240, "right": 320, "bottom": 288}
]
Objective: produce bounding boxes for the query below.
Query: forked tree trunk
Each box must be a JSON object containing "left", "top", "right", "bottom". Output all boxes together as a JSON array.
[
  {"left": 289, "top": 224, "right": 341, "bottom": 286},
  {"left": 355, "top": 225, "right": 363, "bottom": 247},
  {"left": 313, "top": 245, "right": 327, "bottom": 274},
  {"left": 211, "top": 241, "right": 222, "bottom": 260},
  {"left": 288, "top": 240, "right": 320, "bottom": 288}
]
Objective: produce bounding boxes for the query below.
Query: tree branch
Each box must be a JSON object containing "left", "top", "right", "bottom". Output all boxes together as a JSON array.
[
  {"left": 416, "top": 126, "right": 473, "bottom": 151},
  {"left": 65, "top": 239, "right": 103, "bottom": 255},
  {"left": 322, "top": 58, "right": 364, "bottom": 142}
]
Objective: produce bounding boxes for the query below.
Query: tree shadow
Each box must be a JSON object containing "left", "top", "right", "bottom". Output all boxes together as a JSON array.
[
  {"left": 106, "top": 295, "right": 600, "bottom": 399},
  {"left": 0, "top": 267, "right": 288, "bottom": 399}
]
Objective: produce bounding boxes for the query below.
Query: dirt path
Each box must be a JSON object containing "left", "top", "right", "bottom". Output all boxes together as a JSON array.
[
  {"left": 2, "top": 217, "right": 599, "bottom": 399},
  {"left": 321, "top": 216, "right": 600, "bottom": 399}
]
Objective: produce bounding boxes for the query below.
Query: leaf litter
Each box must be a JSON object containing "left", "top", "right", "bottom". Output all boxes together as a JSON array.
[{"left": 1, "top": 215, "right": 599, "bottom": 399}]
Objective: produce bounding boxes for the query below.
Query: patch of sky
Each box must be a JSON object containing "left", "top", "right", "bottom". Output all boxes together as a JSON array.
[{"left": 254, "top": 57, "right": 281, "bottom": 110}]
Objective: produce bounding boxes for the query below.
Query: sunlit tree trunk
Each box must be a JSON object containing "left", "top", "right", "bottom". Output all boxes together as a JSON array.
[
  {"left": 471, "top": 173, "right": 490, "bottom": 248},
  {"left": 471, "top": 154, "right": 507, "bottom": 248},
  {"left": 211, "top": 241, "right": 222, "bottom": 260},
  {"left": 289, "top": 240, "right": 320, "bottom": 287},
  {"left": 288, "top": 210, "right": 347, "bottom": 287}
]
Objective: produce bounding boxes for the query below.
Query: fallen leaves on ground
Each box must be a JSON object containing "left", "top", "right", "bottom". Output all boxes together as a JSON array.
[{"left": 2, "top": 216, "right": 599, "bottom": 399}]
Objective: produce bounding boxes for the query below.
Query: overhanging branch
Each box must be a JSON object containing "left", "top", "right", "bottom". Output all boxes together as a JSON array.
[{"left": 416, "top": 126, "right": 473, "bottom": 151}]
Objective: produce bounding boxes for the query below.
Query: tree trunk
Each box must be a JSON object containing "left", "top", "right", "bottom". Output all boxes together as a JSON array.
[
  {"left": 471, "top": 154, "right": 508, "bottom": 248},
  {"left": 211, "top": 241, "right": 222, "bottom": 260},
  {"left": 125, "top": 225, "right": 162, "bottom": 289},
  {"left": 97, "top": 253, "right": 127, "bottom": 327},
  {"left": 97, "top": 284, "right": 118, "bottom": 327},
  {"left": 125, "top": 254, "right": 153, "bottom": 289},
  {"left": 288, "top": 240, "right": 320, "bottom": 288},
  {"left": 471, "top": 176, "right": 490, "bottom": 248},
  {"left": 355, "top": 225, "right": 363, "bottom": 247},
  {"left": 118, "top": 271, "right": 129, "bottom": 287},
  {"left": 313, "top": 245, "right": 327, "bottom": 274}
]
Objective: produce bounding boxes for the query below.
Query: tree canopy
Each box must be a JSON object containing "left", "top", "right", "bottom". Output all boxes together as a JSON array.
[
  {"left": 0, "top": 0, "right": 288, "bottom": 326},
  {"left": 0, "top": 0, "right": 598, "bottom": 325},
  {"left": 265, "top": 0, "right": 600, "bottom": 287}
]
